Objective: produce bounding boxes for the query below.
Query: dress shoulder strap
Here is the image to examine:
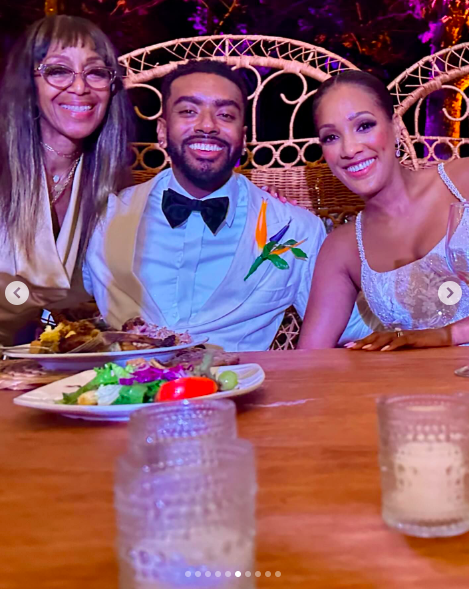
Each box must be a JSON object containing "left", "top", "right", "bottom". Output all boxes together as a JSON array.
[
  {"left": 438, "top": 163, "right": 466, "bottom": 203},
  {"left": 355, "top": 211, "right": 366, "bottom": 263}
]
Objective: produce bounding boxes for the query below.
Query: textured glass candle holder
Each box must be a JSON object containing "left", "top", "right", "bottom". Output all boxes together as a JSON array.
[
  {"left": 377, "top": 394, "right": 469, "bottom": 537},
  {"left": 115, "top": 438, "right": 256, "bottom": 589},
  {"left": 127, "top": 399, "right": 237, "bottom": 461}
]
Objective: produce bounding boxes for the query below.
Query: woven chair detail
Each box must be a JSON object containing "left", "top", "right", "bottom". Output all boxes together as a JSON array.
[
  {"left": 270, "top": 306, "right": 302, "bottom": 350},
  {"left": 388, "top": 42, "right": 469, "bottom": 168}
]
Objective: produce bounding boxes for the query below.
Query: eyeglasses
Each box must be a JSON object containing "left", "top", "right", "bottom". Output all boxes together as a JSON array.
[{"left": 34, "top": 63, "right": 117, "bottom": 90}]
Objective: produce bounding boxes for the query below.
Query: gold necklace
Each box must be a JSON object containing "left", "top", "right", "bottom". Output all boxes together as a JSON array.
[
  {"left": 49, "top": 159, "right": 80, "bottom": 206},
  {"left": 41, "top": 141, "right": 81, "bottom": 160}
]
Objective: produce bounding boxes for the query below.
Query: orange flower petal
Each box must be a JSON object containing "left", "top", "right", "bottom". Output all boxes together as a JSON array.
[
  {"left": 255, "top": 200, "right": 268, "bottom": 250},
  {"left": 272, "top": 247, "right": 289, "bottom": 255},
  {"left": 272, "top": 238, "right": 306, "bottom": 256}
]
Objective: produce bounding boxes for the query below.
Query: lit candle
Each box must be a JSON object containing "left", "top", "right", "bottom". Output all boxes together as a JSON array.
[
  {"left": 387, "top": 440, "right": 467, "bottom": 522},
  {"left": 120, "top": 528, "right": 254, "bottom": 589}
]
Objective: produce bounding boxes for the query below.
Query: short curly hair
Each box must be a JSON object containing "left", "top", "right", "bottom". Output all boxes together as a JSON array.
[{"left": 161, "top": 60, "right": 248, "bottom": 113}]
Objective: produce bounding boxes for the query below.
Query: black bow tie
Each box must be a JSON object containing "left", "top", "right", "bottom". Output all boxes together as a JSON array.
[{"left": 162, "top": 188, "right": 229, "bottom": 235}]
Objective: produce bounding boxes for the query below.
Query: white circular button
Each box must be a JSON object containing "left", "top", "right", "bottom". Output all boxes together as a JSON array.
[
  {"left": 438, "top": 281, "right": 462, "bottom": 306},
  {"left": 5, "top": 281, "right": 30, "bottom": 306}
]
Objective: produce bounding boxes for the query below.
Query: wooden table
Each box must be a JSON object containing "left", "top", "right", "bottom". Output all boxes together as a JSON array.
[{"left": 2, "top": 348, "right": 469, "bottom": 589}]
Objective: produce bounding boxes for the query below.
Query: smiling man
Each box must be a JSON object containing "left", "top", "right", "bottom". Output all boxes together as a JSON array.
[
  {"left": 84, "top": 60, "right": 375, "bottom": 351},
  {"left": 160, "top": 70, "right": 246, "bottom": 198}
]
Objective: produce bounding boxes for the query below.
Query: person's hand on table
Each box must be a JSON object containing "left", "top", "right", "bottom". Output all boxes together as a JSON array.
[
  {"left": 344, "top": 326, "right": 453, "bottom": 351},
  {"left": 261, "top": 185, "right": 299, "bottom": 206}
]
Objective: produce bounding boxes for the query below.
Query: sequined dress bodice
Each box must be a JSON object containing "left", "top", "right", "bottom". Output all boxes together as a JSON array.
[{"left": 355, "top": 164, "right": 469, "bottom": 331}]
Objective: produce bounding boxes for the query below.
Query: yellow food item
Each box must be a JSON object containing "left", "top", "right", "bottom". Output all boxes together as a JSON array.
[
  {"left": 119, "top": 342, "right": 138, "bottom": 351},
  {"left": 31, "top": 320, "right": 101, "bottom": 354},
  {"left": 29, "top": 340, "right": 45, "bottom": 354},
  {"left": 40, "top": 324, "right": 64, "bottom": 342},
  {"left": 36, "top": 324, "right": 64, "bottom": 353},
  {"left": 77, "top": 391, "right": 98, "bottom": 405}
]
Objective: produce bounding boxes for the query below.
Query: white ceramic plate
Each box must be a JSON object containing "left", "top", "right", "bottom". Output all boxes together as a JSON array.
[
  {"left": 3, "top": 337, "right": 208, "bottom": 371},
  {"left": 13, "top": 363, "right": 265, "bottom": 421}
]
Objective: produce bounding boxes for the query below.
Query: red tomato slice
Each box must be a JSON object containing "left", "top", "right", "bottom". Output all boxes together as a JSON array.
[{"left": 157, "top": 377, "right": 218, "bottom": 402}]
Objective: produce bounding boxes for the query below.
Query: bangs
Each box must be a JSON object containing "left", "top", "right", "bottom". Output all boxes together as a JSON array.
[{"left": 32, "top": 15, "right": 115, "bottom": 66}]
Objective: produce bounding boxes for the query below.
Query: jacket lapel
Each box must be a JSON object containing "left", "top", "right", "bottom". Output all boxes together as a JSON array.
[
  {"left": 14, "top": 160, "right": 84, "bottom": 289},
  {"left": 56, "top": 157, "right": 84, "bottom": 279},
  {"left": 186, "top": 191, "right": 284, "bottom": 328},
  {"left": 105, "top": 177, "right": 167, "bottom": 326}
]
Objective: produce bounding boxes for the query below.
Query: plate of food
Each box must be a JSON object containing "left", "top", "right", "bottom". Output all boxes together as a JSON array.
[
  {"left": 2, "top": 317, "right": 207, "bottom": 370},
  {"left": 13, "top": 356, "right": 265, "bottom": 421},
  {"left": 0, "top": 359, "right": 73, "bottom": 392}
]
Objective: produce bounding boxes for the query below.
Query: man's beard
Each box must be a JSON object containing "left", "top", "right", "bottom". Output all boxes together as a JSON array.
[{"left": 167, "top": 134, "right": 243, "bottom": 192}]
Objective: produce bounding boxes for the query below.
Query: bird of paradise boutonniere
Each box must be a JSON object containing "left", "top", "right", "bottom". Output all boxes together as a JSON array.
[{"left": 244, "top": 200, "right": 308, "bottom": 280}]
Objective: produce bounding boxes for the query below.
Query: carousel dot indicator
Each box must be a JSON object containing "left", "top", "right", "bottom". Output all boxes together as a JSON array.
[
  {"left": 255, "top": 571, "right": 261, "bottom": 577},
  {"left": 265, "top": 571, "right": 271, "bottom": 577},
  {"left": 235, "top": 571, "right": 241, "bottom": 577},
  {"left": 275, "top": 571, "right": 281, "bottom": 577}
]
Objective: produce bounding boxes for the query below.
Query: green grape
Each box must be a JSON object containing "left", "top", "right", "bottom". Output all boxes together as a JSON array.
[{"left": 218, "top": 370, "right": 238, "bottom": 391}]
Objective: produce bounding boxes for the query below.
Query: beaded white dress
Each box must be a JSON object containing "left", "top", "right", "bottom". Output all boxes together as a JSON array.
[{"left": 355, "top": 164, "right": 469, "bottom": 331}]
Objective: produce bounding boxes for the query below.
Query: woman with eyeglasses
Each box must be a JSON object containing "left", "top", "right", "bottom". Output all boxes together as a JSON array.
[{"left": 0, "top": 15, "right": 133, "bottom": 344}]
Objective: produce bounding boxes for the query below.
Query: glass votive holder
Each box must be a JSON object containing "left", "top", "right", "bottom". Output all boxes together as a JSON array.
[
  {"left": 377, "top": 394, "right": 469, "bottom": 537},
  {"left": 115, "top": 438, "right": 256, "bottom": 589},
  {"left": 128, "top": 399, "right": 237, "bottom": 460}
]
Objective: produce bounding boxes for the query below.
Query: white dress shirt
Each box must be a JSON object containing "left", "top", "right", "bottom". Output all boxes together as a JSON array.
[{"left": 135, "top": 172, "right": 247, "bottom": 325}]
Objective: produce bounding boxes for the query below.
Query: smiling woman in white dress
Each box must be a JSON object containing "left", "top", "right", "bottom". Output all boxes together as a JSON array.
[
  {"left": 0, "top": 15, "right": 133, "bottom": 344},
  {"left": 298, "top": 70, "right": 469, "bottom": 351}
]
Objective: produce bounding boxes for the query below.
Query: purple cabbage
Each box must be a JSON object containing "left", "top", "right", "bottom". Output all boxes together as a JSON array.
[{"left": 119, "top": 365, "right": 187, "bottom": 385}]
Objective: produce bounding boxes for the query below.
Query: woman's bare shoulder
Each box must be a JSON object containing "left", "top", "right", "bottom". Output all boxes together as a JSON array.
[
  {"left": 443, "top": 158, "right": 469, "bottom": 190},
  {"left": 324, "top": 221, "right": 357, "bottom": 245},
  {"left": 314, "top": 220, "right": 361, "bottom": 288},
  {"left": 320, "top": 221, "right": 358, "bottom": 261}
]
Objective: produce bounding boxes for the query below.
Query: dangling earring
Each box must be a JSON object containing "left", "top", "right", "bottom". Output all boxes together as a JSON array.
[{"left": 395, "top": 139, "right": 401, "bottom": 158}]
